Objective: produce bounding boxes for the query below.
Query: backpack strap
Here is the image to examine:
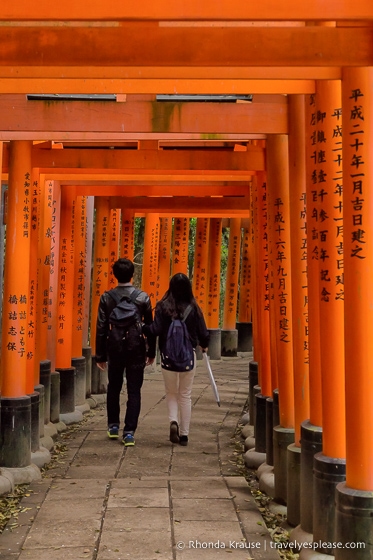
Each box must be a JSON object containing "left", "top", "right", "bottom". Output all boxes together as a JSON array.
[
  {"left": 182, "top": 304, "right": 193, "bottom": 323},
  {"left": 107, "top": 288, "right": 141, "bottom": 306}
]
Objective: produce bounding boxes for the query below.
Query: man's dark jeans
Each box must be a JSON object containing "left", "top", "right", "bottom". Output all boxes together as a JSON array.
[{"left": 107, "top": 352, "right": 145, "bottom": 433}]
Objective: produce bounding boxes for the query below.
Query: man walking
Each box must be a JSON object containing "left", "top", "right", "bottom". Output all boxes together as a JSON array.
[{"left": 96, "top": 258, "right": 156, "bottom": 446}]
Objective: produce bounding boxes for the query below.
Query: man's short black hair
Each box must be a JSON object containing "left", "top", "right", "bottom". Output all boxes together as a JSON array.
[{"left": 112, "top": 258, "right": 134, "bottom": 283}]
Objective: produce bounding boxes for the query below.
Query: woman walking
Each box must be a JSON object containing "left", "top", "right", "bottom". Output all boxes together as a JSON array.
[{"left": 144, "top": 273, "right": 209, "bottom": 446}]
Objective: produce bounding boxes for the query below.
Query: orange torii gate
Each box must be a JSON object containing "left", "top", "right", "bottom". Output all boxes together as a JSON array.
[{"left": 1, "top": 5, "right": 373, "bottom": 557}]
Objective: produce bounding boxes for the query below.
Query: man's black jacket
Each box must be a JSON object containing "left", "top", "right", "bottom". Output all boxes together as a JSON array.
[{"left": 95, "top": 285, "right": 156, "bottom": 363}]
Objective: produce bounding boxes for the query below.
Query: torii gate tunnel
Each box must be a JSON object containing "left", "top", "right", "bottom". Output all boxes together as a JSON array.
[{"left": 0, "top": 2, "right": 373, "bottom": 557}]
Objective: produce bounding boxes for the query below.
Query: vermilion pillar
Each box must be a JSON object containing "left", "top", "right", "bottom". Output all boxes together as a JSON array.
[
  {"left": 333, "top": 65, "right": 373, "bottom": 560},
  {"left": 310, "top": 74, "right": 347, "bottom": 554},
  {"left": 172, "top": 217, "right": 189, "bottom": 275},
  {"left": 206, "top": 218, "right": 222, "bottom": 359},
  {"left": 46, "top": 180, "right": 61, "bottom": 373},
  {"left": 81, "top": 196, "right": 94, "bottom": 399},
  {"left": 120, "top": 209, "right": 135, "bottom": 260},
  {"left": 222, "top": 219, "right": 241, "bottom": 330},
  {"left": 157, "top": 217, "right": 172, "bottom": 301},
  {"left": 26, "top": 168, "right": 40, "bottom": 392},
  {"left": 238, "top": 225, "right": 252, "bottom": 324},
  {"left": 305, "top": 94, "right": 323, "bottom": 429},
  {"left": 255, "top": 174, "right": 272, "bottom": 398},
  {"left": 55, "top": 189, "right": 75, "bottom": 369},
  {"left": 287, "top": 95, "right": 309, "bottom": 527},
  {"left": 221, "top": 218, "right": 241, "bottom": 356},
  {"left": 0, "top": 141, "right": 34, "bottom": 468},
  {"left": 316, "top": 81, "right": 345, "bottom": 459},
  {"left": 142, "top": 213, "right": 160, "bottom": 309},
  {"left": 193, "top": 218, "right": 210, "bottom": 313},
  {"left": 1, "top": 141, "right": 32, "bottom": 397},
  {"left": 250, "top": 176, "right": 260, "bottom": 363},
  {"left": 342, "top": 68, "right": 373, "bottom": 491},
  {"left": 251, "top": 173, "right": 273, "bottom": 458},
  {"left": 71, "top": 195, "right": 88, "bottom": 406},
  {"left": 237, "top": 222, "right": 253, "bottom": 352},
  {"left": 90, "top": 197, "right": 110, "bottom": 356},
  {"left": 266, "top": 136, "right": 294, "bottom": 428},
  {"left": 107, "top": 208, "right": 120, "bottom": 290},
  {"left": 266, "top": 135, "right": 295, "bottom": 504},
  {"left": 206, "top": 218, "right": 222, "bottom": 329},
  {"left": 300, "top": 93, "right": 324, "bottom": 535},
  {"left": 55, "top": 188, "right": 76, "bottom": 415},
  {"left": 288, "top": 95, "right": 310, "bottom": 448},
  {"left": 72, "top": 195, "right": 87, "bottom": 359},
  {"left": 82, "top": 197, "right": 94, "bottom": 348},
  {"left": 36, "top": 180, "right": 53, "bottom": 364}
]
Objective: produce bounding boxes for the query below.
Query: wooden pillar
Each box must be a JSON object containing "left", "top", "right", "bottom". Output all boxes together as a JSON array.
[
  {"left": 267, "top": 135, "right": 295, "bottom": 504},
  {"left": 82, "top": 196, "right": 94, "bottom": 348},
  {"left": 287, "top": 95, "right": 309, "bottom": 526},
  {"left": 222, "top": 219, "right": 242, "bottom": 330},
  {"left": 206, "top": 218, "right": 222, "bottom": 359},
  {"left": 71, "top": 195, "right": 87, "bottom": 359},
  {"left": 142, "top": 213, "right": 160, "bottom": 309},
  {"left": 316, "top": 80, "right": 345, "bottom": 460},
  {"left": 46, "top": 180, "right": 61, "bottom": 372},
  {"left": 305, "top": 94, "right": 323, "bottom": 429},
  {"left": 237, "top": 223, "right": 253, "bottom": 352},
  {"left": 342, "top": 67, "right": 373, "bottom": 490},
  {"left": 0, "top": 142, "right": 3, "bottom": 319},
  {"left": 55, "top": 188, "right": 75, "bottom": 369},
  {"left": 120, "top": 209, "right": 135, "bottom": 260},
  {"left": 1, "top": 141, "right": 32, "bottom": 396},
  {"left": 238, "top": 224, "right": 252, "bottom": 324},
  {"left": 288, "top": 95, "right": 310, "bottom": 447},
  {"left": 90, "top": 197, "right": 110, "bottom": 356},
  {"left": 107, "top": 208, "right": 120, "bottom": 290},
  {"left": 206, "top": 218, "right": 222, "bottom": 330},
  {"left": 26, "top": 168, "right": 41, "bottom": 391},
  {"left": 36, "top": 180, "right": 52, "bottom": 364},
  {"left": 193, "top": 218, "right": 210, "bottom": 314},
  {"left": 0, "top": 141, "right": 34, "bottom": 468},
  {"left": 266, "top": 135, "right": 295, "bottom": 428},
  {"left": 157, "top": 217, "right": 172, "bottom": 301},
  {"left": 221, "top": 218, "right": 241, "bottom": 357},
  {"left": 255, "top": 174, "right": 272, "bottom": 398},
  {"left": 251, "top": 177, "right": 260, "bottom": 363},
  {"left": 172, "top": 217, "right": 189, "bottom": 276}
]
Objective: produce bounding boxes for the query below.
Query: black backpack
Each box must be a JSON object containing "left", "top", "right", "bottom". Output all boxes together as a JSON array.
[
  {"left": 161, "top": 305, "right": 194, "bottom": 372},
  {"left": 107, "top": 288, "right": 144, "bottom": 354}
]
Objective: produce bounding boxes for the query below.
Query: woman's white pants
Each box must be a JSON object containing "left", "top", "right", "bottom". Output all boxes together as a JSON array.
[{"left": 161, "top": 364, "right": 196, "bottom": 436}]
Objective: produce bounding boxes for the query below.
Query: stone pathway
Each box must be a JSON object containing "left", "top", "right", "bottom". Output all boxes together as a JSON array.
[{"left": 0, "top": 355, "right": 281, "bottom": 560}]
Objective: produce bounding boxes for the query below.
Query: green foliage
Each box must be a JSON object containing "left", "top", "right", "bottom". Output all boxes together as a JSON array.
[
  {"left": 133, "top": 217, "right": 145, "bottom": 286},
  {"left": 132, "top": 216, "right": 230, "bottom": 328},
  {"left": 219, "top": 227, "right": 230, "bottom": 326},
  {"left": 188, "top": 217, "right": 197, "bottom": 280}
]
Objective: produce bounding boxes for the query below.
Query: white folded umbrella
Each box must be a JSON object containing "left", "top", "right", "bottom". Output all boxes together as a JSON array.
[{"left": 202, "top": 352, "right": 220, "bottom": 407}]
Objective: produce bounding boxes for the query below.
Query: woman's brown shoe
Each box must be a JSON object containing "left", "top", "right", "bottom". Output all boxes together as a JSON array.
[{"left": 170, "top": 421, "right": 180, "bottom": 444}]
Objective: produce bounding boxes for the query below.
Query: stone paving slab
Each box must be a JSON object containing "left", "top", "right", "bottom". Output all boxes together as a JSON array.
[
  {"left": 22, "top": 499, "right": 103, "bottom": 548},
  {"left": 44, "top": 479, "right": 107, "bottom": 501},
  {"left": 173, "top": 520, "right": 251, "bottom": 559},
  {"left": 170, "top": 477, "right": 228, "bottom": 499},
  {"left": 0, "top": 355, "right": 282, "bottom": 560},
  {"left": 107, "top": 486, "right": 169, "bottom": 508},
  {"left": 18, "top": 546, "right": 95, "bottom": 560}
]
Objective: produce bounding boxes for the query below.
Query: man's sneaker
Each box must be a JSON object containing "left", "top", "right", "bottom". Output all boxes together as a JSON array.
[
  {"left": 122, "top": 433, "right": 135, "bottom": 447},
  {"left": 107, "top": 425, "right": 119, "bottom": 439},
  {"left": 179, "top": 435, "right": 188, "bottom": 446}
]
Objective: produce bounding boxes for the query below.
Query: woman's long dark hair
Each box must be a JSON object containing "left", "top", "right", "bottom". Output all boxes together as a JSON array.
[{"left": 160, "top": 273, "right": 196, "bottom": 318}]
